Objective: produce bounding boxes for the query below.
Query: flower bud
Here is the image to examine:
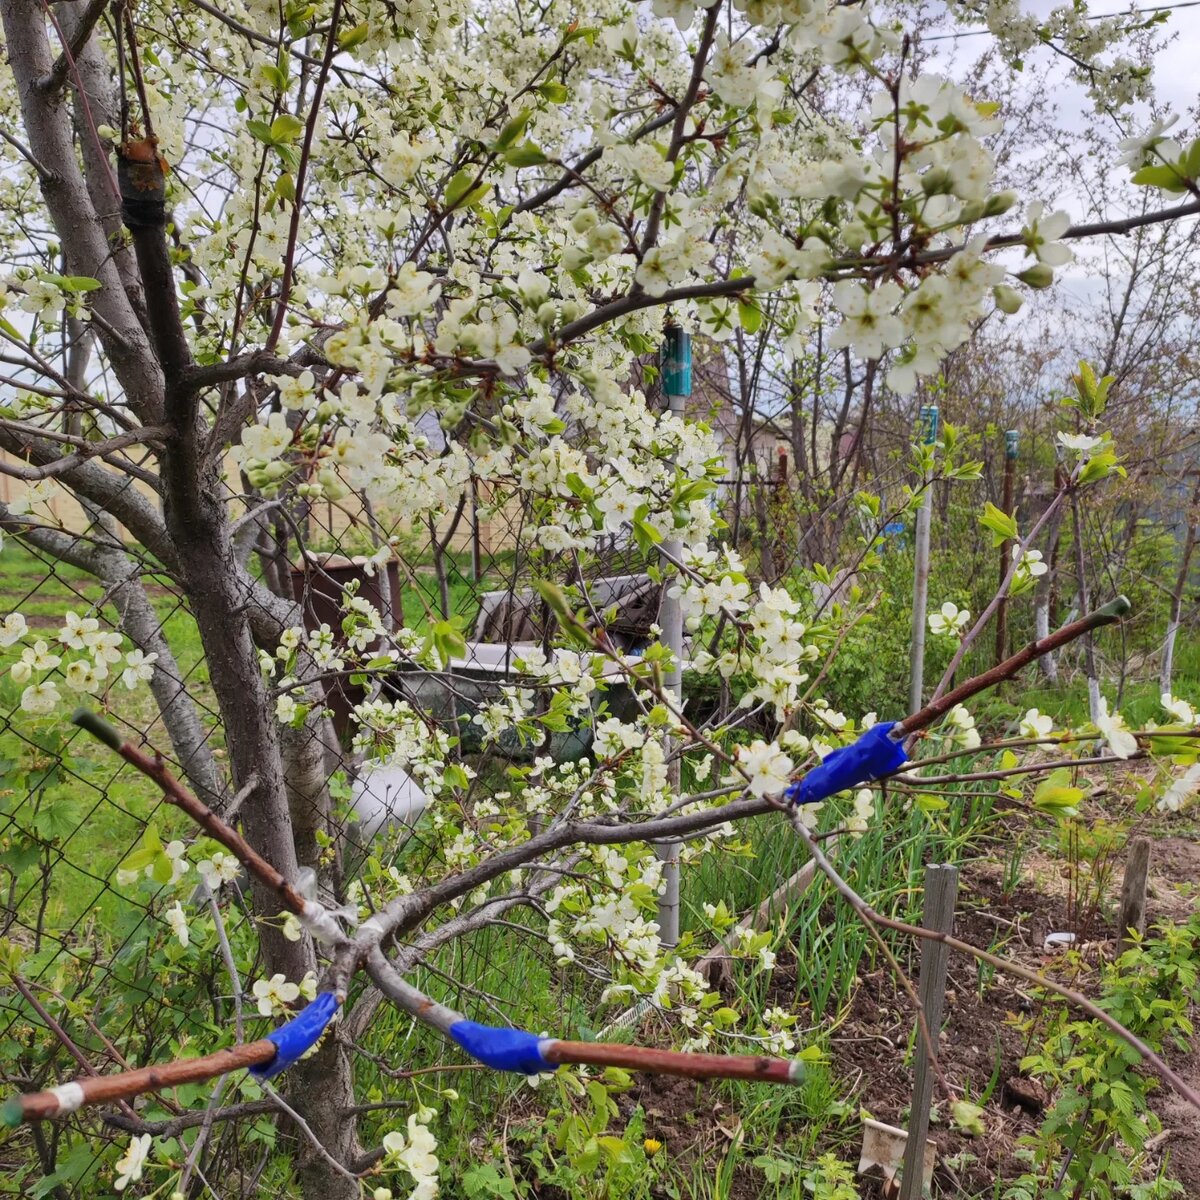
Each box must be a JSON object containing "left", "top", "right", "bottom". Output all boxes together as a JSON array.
[
  {"left": 841, "top": 221, "right": 868, "bottom": 251},
  {"left": 921, "top": 168, "right": 954, "bottom": 196},
  {"left": 561, "top": 245, "right": 592, "bottom": 271},
  {"left": 570, "top": 208, "right": 599, "bottom": 234},
  {"left": 993, "top": 284, "right": 1023, "bottom": 314},
  {"left": 984, "top": 190, "right": 1018, "bottom": 216},
  {"left": 318, "top": 467, "right": 348, "bottom": 500},
  {"left": 1017, "top": 263, "right": 1054, "bottom": 289}
]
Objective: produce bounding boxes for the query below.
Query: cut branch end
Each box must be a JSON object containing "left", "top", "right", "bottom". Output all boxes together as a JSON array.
[{"left": 70, "top": 707, "right": 123, "bottom": 751}]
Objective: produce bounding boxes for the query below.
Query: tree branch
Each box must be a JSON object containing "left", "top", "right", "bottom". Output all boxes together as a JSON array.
[
  {"left": 0, "top": 427, "right": 166, "bottom": 480},
  {"left": 103, "top": 1099, "right": 277, "bottom": 1138},
  {"left": 38, "top": 0, "right": 110, "bottom": 93}
]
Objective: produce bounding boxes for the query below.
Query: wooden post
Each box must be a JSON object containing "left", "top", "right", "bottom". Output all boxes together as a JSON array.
[
  {"left": 900, "top": 863, "right": 959, "bottom": 1200},
  {"left": 1117, "top": 837, "right": 1151, "bottom": 956},
  {"left": 995, "top": 430, "right": 1019, "bottom": 666},
  {"left": 908, "top": 405, "right": 939, "bottom": 716},
  {"left": 656, "top": 324, "right": 691, "bottom": 948}
]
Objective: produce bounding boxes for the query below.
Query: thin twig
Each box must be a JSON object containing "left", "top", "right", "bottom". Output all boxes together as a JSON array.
[
  {"left": 260, "top": 1083, "right": 360, "bottom": 1182},
  {"left": 70, "top": 710, "right": 311, "bottom": 918},
  {"left": 208, "top": 892, "right": 245, "bottom": 1042}
]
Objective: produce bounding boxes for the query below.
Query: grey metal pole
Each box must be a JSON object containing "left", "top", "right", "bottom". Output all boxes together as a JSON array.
[
  {"left": 994, "top": 430, "right": 1019, "bottom": 666},
  {"left": 656, "top": 325, "right": 691, "bottom": 949},
  {"left": 908, "top": 405, "right": 938, "bottom": 716},
  {"left": 900, "top": 863, "right": 959, "bottom": 1200}
]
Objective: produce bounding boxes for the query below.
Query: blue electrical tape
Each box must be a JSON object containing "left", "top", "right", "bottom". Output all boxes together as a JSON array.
[
  {"left": 785, "top": 721, "right": 909, "bottom": 806},
  {"left": 249, "top": 992, "right": 340, "bottom": 1081},
  {"left": 449, "top": 1019, "right": 555, "bottom": 1075}
]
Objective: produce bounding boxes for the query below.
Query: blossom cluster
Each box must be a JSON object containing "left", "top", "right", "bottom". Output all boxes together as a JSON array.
[{"left": 1, "top": 610, "right": 156, "bottom": 715}]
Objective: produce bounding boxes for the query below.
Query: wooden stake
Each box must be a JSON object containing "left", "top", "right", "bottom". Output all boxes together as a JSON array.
[
  {"left": 900, "top": 864, "right": 959, "bottom": 1200},
  {"left": 656, "top": 323, "right": 691, "bottom": 948},
  {"left": 1117, "top": 837, "right": 1151, "bottom": 956}
]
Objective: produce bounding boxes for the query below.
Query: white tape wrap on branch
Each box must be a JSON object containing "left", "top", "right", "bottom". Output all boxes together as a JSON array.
[
  {"left": 300, "top": 900, "right": 348, "bottom": 945},
  {"left": 48, "top": 1082, "right": 85, "bottom": 1115},
  {"left": 358, "top": 916, "right": 386, "bottom": 939}
]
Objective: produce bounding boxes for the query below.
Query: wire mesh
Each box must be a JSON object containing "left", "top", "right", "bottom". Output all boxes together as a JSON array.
[{"left": 0, "top": 389, "right": 1191, "bottom": 1197}]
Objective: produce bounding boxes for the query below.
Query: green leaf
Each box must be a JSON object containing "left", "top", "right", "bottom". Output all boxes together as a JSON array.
[
  {"left": 31, "top": 802, "right": 78, "bottom": 844},
  {"left": 753, "top": 1155, "right": 794, "bottom": 1184},
  {"left": 0, "top": 839, "right": 42, "bottom": 875},
  {"left": 737, "top": 299, "right": 763, "bottom": 334},
  {"left": 258, "top": 63, "right": 286, "bottom": 92},
  {"left": 56, "top": 275, "right": 102, "bottom": 293},
  {"left": 269, "top": 114, "right": 305, "bottom": 143},
  {"left": 247, "top": 119, "right": 275, "bottom": 144},
  {"left": 493, "top": 107, "right": 533, "bottom": 151},
  {"left": 632, "top": 518, "right": 662, "bottom": 551},
  {"left": 537, "top": 81, "right": 569, "bottom": 103},
  {"left": 676, "top": 478, "right": 715, "bottom": 506},
  {"left": 503, "top": 141, "right": 548, "bottom": 167},
  {"left": 444, "top": 168, "right": 489, "bottom": 210},
  {"left": 337, "top": 21, "right": 371, "bottom": 49},
  {"left": 121, "top": 847, "right": 157, "bottom": 872},
  {"left": 532, "top": 579, "right": 574, "bottom": 625},
  {"left": 951, "top": 1099, "right": 986, "bottom": 1135},
  {"left": 595, "top": 1135, "right": 629, "bottom": 1164},
  {"left": 431, "top": 619, "right": 467, "bottom": 663},
  {"left": 1033, "top": 768, "right": 1085, "bottom": 815},
  {"left": 563, "top": 25, "right": 599, "bottom": 45},
  {"left": 1186, "top": 137, "right": 1200, "bottom": 179},
  {"left": 150, "top": 853, "right": 173, "bottom": 885},
  {"left": 979, "top": 501, "right": 1018, "bottom": 547},
  {"left": 915, "top": 793, "right": 949, "bottom": 813},
  {"left": 1130, "top": 163, "right": 1189, "bottom": 193},
  {"left": 1078, "top": 448, "right": 1124, "bottom": 486},
  {"left": 463, "top": 1165, "right": 514, "bottom": 1198}
]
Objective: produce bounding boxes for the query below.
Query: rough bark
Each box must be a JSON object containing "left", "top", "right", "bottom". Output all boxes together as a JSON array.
[
  {"left": 1161, "top": 476, "right": 1200, "bottom": 698},
  {"left": 0, "top": 4, "right": 365, "bottom": 1187},
  {"left": 1, "top": 0, "right": 163, "bottom": 423},
  {"left": 57, "top": 0, "right": 151, "bottom": 332}
]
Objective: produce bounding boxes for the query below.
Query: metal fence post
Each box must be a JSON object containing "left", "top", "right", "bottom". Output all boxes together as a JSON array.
[
  {"left": 908, "top": 405, "right": 939, "bottom": 716},
  {"left": 994, "top": 430, "right": 1019, "bottom": 665},
  {"left": 656, "top": 324, "right": 691, "bottom": 948}
]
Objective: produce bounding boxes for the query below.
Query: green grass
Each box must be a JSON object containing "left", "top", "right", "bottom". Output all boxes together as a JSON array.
[
  {"left": 0, "top": 542, "right": 209, "bottom": 939},
  {"left": 996, "top": 632, "right": 1200, "bottom": 730}
]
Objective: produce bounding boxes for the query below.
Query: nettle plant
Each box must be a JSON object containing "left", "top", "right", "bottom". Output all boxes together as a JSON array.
[{"left": 0, "top": 0, "right": 1198, "bottom": 1194}]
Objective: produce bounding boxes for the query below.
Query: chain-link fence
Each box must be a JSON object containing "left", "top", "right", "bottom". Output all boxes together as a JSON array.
[
  {"left": 0, "top": 386, "right": 1192, "bottom": 1198},
  {"left": 0, "top": 440, "right": 732, "bottom": 1196}
]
